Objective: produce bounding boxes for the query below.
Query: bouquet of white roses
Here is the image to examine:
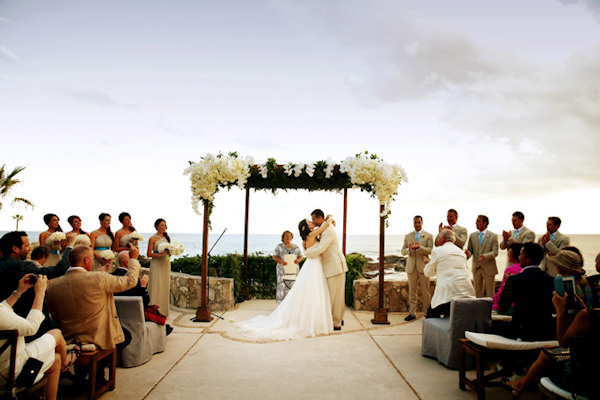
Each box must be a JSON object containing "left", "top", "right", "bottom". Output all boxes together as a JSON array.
[
  {"left": 74, "top": 235, "right": 91, "bottom": 247},
  {"left": 49, "top": 232, "right": 66, "bottom": 242},
  {"left": 157, "top": 241, "right": 184, "bottom": 256},
  {"left": 130, "top": 231, "right": 144, "bottom": 241},
  {"left": 99, "top": 250, "right": 115, "bottom": 260}
]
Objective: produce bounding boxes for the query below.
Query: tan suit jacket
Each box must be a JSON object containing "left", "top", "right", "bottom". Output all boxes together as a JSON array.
[
  {"left": 500, "top": 225, "right": 535, "bottom": 249},
  {"left": 452, "top": 225, "right": 468, "bottom": 249},
  {"left": 303, "top": 226, "right": 348, "bottom": 278},
  {"left": 467, "top": 230, "right": 499, "bottom": 276},
  {"left": 401, "top": 231, "right": 433, "bottom": 274},
  {"left": 539, "top": 231, "right": 570, "bottom": 277},
  {"left": 46, "top": 260, "right": 140, "bottom": 350}
]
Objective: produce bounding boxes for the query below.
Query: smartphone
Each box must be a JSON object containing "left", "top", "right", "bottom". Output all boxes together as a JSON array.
[
  {"left": 28, "top": 275, "right": 38, "bottom": 285},
  {"left": 554, "top": 276, "right": 577, "bottom": 314}
]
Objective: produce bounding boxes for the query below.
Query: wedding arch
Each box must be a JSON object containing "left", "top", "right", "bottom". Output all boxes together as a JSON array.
[{"left": 184, "top": 152, "right": 408, "bottom": 324}]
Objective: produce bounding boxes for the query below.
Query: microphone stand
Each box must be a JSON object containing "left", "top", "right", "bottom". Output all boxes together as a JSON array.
[{"left": 192, "top": 228, "right": 228, "bottom": 321}]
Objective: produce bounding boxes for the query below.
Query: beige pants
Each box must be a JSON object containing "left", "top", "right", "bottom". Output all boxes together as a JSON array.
[
  {"left": 407, "top": 270, "right": 430, "bottom": 316},
  {"left": 473, "top": 268, "right": 495, "bottom": 298},
  {"left": 327, "top": 273, "right": 346, "bottom": 328}
]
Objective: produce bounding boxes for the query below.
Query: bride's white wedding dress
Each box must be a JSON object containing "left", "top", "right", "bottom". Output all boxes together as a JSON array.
[{"left": 237, "top": 245, "right": 333, "bottom": 340}]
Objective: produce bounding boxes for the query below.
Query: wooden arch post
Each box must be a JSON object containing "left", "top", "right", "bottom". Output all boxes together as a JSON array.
[
  {"left": 371, "top": 204, "right": 389, "bottom": 324},
  {"left": 195, "top": 201, "right": 213, "bottom": 322}
]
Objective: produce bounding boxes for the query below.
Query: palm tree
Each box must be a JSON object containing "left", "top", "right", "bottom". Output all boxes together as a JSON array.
[
  {"left": 0, "top": 164, "right": 34, "bottom": 212},
  {"left": 12, "top": 214, "right": 24, "bottom": 230}
]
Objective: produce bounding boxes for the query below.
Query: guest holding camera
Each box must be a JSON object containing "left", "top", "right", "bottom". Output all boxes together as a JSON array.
[
  {"left": 553, "top": 249, "right": 593, "bottom": 310},
  {"left": 0, "top": 274, "right": 69, "bottom": 400}
]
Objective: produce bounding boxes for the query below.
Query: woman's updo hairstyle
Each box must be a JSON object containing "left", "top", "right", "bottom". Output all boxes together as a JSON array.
[
  {"left": 118, "top": 212, "right": 137, "bottom": 233},
  {"left": 43, "top": 213, "right": 63, "bottom": 232},
  {"left": 298, "top": 219, "right": 311, "bottom": 242},
  {"left": 99, "top": 213, "right": 114, "bottom": 241},
  {"left": 154, "top": 218, "right": 171, "bottom": 243},
  {"left": 68, "top": 215, "right": 87, "bottom": 234}
]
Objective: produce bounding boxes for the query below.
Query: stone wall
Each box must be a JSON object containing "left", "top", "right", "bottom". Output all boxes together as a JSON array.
[
  {"left": 353, "top": 278, "right": 501, "bottom": 312},
  {"left": 141, "top": 269, "right": 235, "bottom": 311}
]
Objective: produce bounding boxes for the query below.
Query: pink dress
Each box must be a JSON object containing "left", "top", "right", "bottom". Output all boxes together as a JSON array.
[{"left": 492, "top": 263, "right": 523, "bottom": 312}]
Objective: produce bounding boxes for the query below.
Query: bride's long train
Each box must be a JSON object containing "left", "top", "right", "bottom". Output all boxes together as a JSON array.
[{"left": 236, "top": 256, "right": 333, "bottom": 340}]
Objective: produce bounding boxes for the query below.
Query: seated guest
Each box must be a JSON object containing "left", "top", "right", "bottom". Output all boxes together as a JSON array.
[
  {"left": 423, "top": 229, "right": 475, "bottom": 318},
  {"left": 0, "top": 232, "right": 74, "bottom": 340},
  {"left": 30, "top": 245, "right": 51, "bottom": 267},
  {"left": 589, "top": 251, "right": 600, "bottom": 308},
  {"left": 112, "top": 250, "right": 150, "bottom": 308},
  {"left": 112, "top": 251, "right": 173, "bottom": 335},
  {"left": 492, "top": 243, "right": 524, "bottom": 313},
  {"left": 0, "top": 274, "right": 70, "bottom": 400},
  {"left": 46, "top": 245, "right": 140, "bottom": 350},
  {"left": 488, "top": 243, "right": 556, "bottom": 341},
  {"left": 554, "top": 249, "right": 593, "bottom": 310},
  {"left": 505, "top": 293, "right": 598, "bottom": 398}
]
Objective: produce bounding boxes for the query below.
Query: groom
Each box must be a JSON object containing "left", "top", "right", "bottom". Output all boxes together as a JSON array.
[{"left": 304, "top": 209, "right": 348, "bottom": 330}]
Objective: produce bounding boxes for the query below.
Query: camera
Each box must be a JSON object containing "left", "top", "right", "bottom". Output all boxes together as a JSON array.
[{"left": 28, "top": 275, "right": 38, "bottom": 285}]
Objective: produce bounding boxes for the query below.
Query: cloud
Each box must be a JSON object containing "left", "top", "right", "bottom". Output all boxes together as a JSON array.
[
  {"left": 64, "top": 88, "right": 119, "bottom": 106},
  {"left": 559, "top": 0, "right": 600, "bottom": 22},
  {"left": 0, "top": 45, "right": 18, "bottom": 64}
]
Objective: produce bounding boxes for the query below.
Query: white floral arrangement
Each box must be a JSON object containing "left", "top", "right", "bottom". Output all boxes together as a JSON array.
[
  {"left": 130, "top": 231, "right": 144, "bottom": 241},
  {"left": 184, "top": 152, "right": 253, "bottom": 214},
  {"left": 74, "top": 235, "right": 91, "bottom": 246},
  {"left": 99, "top": 249, "right": 115, "bottom": 260},
  {"left": 157, "top": 241, "right": 185, "bottom": 256},
  {"left": 48, "top": 232, "right": 66, "bottom": 242},
  {"left": 340, "top": 152, "right": 408, "bottom": 217}
]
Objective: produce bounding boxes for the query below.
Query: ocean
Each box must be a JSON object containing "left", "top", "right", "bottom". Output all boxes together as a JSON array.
[{"left": 4, "top": 231, "right": 599, "bottom": 278}]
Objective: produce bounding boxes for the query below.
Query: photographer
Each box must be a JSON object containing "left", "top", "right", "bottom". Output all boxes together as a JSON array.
[{"left": 0, "top": 274, "right": 70, "bottom": 400}]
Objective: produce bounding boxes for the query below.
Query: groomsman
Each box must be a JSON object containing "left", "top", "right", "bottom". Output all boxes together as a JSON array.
[
  {"left": 538, "top": 216, "right": 570, "bottom": 277},
  {"left": 500, "top": 211, "right": 535, "bottom": 265},
  {"left": 439, "top": 209, "right": 468, "bottom": 249},
  {"left": 401, "top": 216, "right": 433, "bottom": 321},
  {"left": 466, "top": 215, "right": 499, "bottom": 298}
]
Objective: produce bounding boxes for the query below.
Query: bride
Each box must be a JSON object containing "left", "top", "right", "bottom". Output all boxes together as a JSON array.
[{"left": 236, "top": 216, "right": 335, "bottom": 340}]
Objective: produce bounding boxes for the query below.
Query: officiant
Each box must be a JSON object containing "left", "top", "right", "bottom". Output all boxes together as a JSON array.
[{"left": 273, "top": 231, "right": 303, "bottom": 303}]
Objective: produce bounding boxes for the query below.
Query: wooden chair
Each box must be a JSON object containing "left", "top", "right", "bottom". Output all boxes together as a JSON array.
[
  {"left": 73, "top": 347, "right": 117, "bottom": 400},
  {"left": 0, "top": 330, "right": 48, "bottom": 400}
]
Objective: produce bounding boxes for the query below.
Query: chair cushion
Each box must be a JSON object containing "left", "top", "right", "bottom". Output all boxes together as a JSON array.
[
  {"left": 465, "top": 331, "right": 558, "bottom": 350},
  {"left": 539, "top": 377, "right": 577, "bottom": 400}
]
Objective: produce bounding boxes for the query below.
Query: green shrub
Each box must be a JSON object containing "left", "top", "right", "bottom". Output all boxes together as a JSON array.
[
  {"left": 345, "top": 253, "right": 367, "bottom": 306},
  {"left": 159, "top": 252, "right": 366, "bottom": 307}
]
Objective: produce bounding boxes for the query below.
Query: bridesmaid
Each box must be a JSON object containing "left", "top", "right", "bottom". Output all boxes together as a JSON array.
[
  {"left": 39, "top": 213, "right": 63, "bottom": 266},
  {"left": 113, "top": 212, "right": 137, "bottom": 252},
  {"left": 147, "top": 218, "right": 171, "bottom": 316},
  {"left": 90, "top": 213, "right": 114, "bottom": 271},
  {"left": 67, "top": 215, "right": 89, "bottom": 237}
]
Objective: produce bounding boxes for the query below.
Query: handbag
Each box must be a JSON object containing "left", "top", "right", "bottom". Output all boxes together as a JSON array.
[
  {"left": 144, "top": 305, "right": 166, "bottom": 325},
  {"left": 14, "top": 358, "right": 43, "bottom": 388}
]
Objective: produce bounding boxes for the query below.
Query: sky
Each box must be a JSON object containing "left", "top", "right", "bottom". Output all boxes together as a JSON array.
[{"left": 1, "top": 0, "right": 600, "bottom": 238}]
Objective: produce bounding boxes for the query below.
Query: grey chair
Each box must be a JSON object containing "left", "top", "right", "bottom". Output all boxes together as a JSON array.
[
  {"left": 421, "top": 297, "right": 492, "bottom": 369},
  {"left": 114, "top": 297, "right": 167, "bottom": 368}
]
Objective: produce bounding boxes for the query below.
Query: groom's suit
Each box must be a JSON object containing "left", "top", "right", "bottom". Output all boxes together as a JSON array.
[{"left": 304, "top": 225, "right": 348, "bottom": 328}]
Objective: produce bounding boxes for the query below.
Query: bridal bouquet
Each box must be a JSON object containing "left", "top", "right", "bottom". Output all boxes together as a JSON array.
[
  {"left": 99, "top": 250, "right": 115, "bottom": 261},
  {"left": 157, "top": 241, "right": 184, "bottom": 256},
  {"left": 74, "top": 235, "right": 91, "bottom": 247},
  {"left": 49, "top": 232, "right": 66, "bottom": 242},
  {"left": 130, "top": 231, "right": 144, "bottom": 242}
]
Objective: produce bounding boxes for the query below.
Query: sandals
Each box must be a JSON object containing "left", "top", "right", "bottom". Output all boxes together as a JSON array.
[
  {"left": 501, "top": 378, "right": 523, "bottom": 399},
  {"left": 63, "top": 343, "right": 82, "bottom": 371}
]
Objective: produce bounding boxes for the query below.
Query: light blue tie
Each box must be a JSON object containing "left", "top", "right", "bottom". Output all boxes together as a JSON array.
[
  {"left": 415, "top": 232, "right": 420, "bottom": 242},
  {"left": 550, "top": 233, "right": 555, "bottom": 241},
  {"left": 513, "top": 230, "right": 518, "bottom": 238},
  {"left": 479, "top": 232, "right": 484, "bottom": 245}
]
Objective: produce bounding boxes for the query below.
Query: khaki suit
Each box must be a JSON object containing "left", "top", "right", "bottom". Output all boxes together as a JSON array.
[
  {"left": 538, "top": 231, "right": 570, "bottom": 277},
  {"left": 46, "top": 260, "right": 140, "bottom": 350},
  {"left": 467, "top": 230, "right": 499, "bottom": 298},
  {"left": 401, "top": 230, "right": 433, "bottom": 315},
  {"left": 303, "top": 226, "right": 348, "bottom": 328},
  {"left": 499, "top": 225, "right": 536, "bottom": 265},
  {"left": 452, "top": 225, "right": 468, "bottom": 249}
]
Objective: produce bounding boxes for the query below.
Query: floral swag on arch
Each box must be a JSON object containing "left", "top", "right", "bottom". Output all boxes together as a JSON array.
[{"left": 183, "top": 151, "right": 408, "bottom": 218}]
